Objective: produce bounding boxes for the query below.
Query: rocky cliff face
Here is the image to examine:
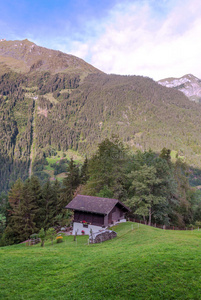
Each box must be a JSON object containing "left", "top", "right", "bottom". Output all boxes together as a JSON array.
[{"left": 158, "top": 74, "right": 201, "bottom": 103}]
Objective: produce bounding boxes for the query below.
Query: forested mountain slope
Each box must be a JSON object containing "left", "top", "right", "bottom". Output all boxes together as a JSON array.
[{"left": 1, "top": 39, "right": 201, "bottom": 192}]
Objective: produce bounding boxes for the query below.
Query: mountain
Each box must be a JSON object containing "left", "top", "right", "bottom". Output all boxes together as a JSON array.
[
  {"left": 1, "top": 39, "right": 201, "bottom": 192},
  {"left": 158, "top": 74, "right": 201, "bottom": 102},
  {"left": 0, "top": 39, "right": 101, "bottom": 76}
]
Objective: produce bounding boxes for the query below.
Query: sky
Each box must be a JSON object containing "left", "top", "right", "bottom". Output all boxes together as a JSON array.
[{"left": 1, "top": 0, "right": 201, "bottom": 80}]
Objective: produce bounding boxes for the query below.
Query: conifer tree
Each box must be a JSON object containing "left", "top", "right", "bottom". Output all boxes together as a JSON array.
[
  {"left": 61, "top": 158, "right": 80, "bottom": 206},
  {"left": 83, "top": 138, "right": 128, "bottom": 200},
  {"left": 6, "top": 178, "right": 38, "bottom": 243},
  {"left": 0, "top": 192, "right": 9, "bottom": 230},
  {"left": 160, "top": 147, "right": 171, "bottom": 164},
  {"left": 173, "top": 158, "right": 194, "bottom": 225},
  {"left": 80, "top": 157, "right": 89, "bottom": 184},
  {"left": 52, "top": 179, "right": 62, "bottom": 216},
  {"left": 0, "top": 192, "right": 9, "bottom": 241},
  {"left": 51, "top": 179, "right": 68, "bottom": 224},
  {"left": 1, "top": 179, "right": 25, "bottom": 244},
  {"left": 8, "top": 178, "right": 24, "bottom": 212},
  {"left": 29, "top": 176, "right": 43, "bottom": 229},
  {"left": 41, "top": 180, "right": 57, "bottom": 230}
]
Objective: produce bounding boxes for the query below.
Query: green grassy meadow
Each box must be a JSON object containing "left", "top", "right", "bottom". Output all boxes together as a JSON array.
[
  {"left": 1, "top": 222, "right": 201, "bottom": 299},
  {"left": 43, "top": 150, "right": 84, "bottom": 181}
]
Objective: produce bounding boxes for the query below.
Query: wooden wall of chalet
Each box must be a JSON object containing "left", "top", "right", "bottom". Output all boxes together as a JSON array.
[
  {"left": 74, "top": 210, "right": 104, "bottom": 226},
  {"left": 108, "top": 205, "right": 124, "bottom": 224}
]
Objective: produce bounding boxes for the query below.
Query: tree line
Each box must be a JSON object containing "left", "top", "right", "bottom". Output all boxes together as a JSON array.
[
  {"left": 82, "top": 137, "right": 201, "bottom": 227},
  {"left": 0, "top": 158, "right": 83, "bottom": 246},
  {"left": 1, "top": 138, "right": 201, "bottom": 246}
]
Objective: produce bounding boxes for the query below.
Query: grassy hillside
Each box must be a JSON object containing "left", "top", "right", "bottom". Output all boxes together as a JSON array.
[{"left": 1, "top": 222, "right": 201, "bottom": 299}]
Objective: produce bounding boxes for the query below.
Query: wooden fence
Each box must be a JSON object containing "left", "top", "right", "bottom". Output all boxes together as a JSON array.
[{"left": 128, "top": 218, "right": 198, "bottom": 231}]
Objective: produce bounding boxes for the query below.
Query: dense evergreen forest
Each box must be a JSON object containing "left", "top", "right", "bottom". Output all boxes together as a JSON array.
[
  {"left": 1, "top": 138, "right": 201, "bottom": 246},
  {"left": 1, "top": 69, "right": 201, "bottom": 193},
  {"left": 1, "top": 39, "right": 201, "bottom": 193},
  {"left": 0, "top": 71, "right": 81, "bottom": 191}
]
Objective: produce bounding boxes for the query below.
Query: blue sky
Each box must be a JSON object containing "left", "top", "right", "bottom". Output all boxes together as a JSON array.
[{"left": 1, "top": 0, "right": 201, "bottom": 80}]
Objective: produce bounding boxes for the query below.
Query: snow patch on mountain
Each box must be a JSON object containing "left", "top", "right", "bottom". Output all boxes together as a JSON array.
[
  {"left": 158, "top": 74, "right": 201, "bottom": 102},
  {"left": 161, "top": 77, "right": 190, "bottom": 88}
]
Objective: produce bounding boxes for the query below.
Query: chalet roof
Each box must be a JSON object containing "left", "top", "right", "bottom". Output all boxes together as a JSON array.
[{"left": 65, "top": 194, "right": 130, "bottom": 215}]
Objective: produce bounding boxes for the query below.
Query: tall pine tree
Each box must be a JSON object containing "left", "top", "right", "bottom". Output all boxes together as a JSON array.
[
  {"left": 60, "top": 158, "right": 80, "bottom": 207},
  {"left": 41, "top": 180, "right": 57, "bottom": 230},
  {"left": 4, "top": 178, "right": 38, "bottom": 243}
]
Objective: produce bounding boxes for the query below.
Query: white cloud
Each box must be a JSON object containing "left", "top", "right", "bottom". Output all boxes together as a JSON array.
[
  {"left": 68, "top": 41, "right": 90, "bottom": 60},
  {"left": 69, "top": 0, "right": 201, "bottom": 80}
]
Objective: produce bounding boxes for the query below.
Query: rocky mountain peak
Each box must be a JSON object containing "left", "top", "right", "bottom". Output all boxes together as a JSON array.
[
  {"left": 0, "top": 39, "right": 102, "bottom": 76},
  {"left": 158, "top": 74, "right": 201, "bottom": 102}
]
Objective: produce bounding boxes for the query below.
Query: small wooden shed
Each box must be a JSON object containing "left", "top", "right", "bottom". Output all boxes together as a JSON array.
[{"left": 65, "top": 194, "right": 130, "bottom": 235}]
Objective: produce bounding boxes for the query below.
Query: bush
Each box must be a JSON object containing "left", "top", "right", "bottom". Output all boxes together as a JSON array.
[
  {"left": 38, "top": 228, "right": 46, "bottom": 247},
  {"left": 46, "top": 228, "right": 57, "bottom": 245},
  {"left": 56, "top": 235, "right": 63, "bottom": 243},
  {"left": 30, "top": 233, "right": 38, "bottom": 240}
]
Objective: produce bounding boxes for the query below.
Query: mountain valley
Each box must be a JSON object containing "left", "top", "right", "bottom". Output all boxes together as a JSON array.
[{"left": 1, "top": 39, "right": 201, "bottom": 192}]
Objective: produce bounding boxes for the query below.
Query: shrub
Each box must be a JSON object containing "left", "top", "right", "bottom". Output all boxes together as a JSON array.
[
  {"left": 38, "top": 228, "right": 46, "bottom": 247},
  {"left": 56, "top": 235, "right": 63, "bottom": 243},
  {"left": 30, "top": 233, "right": 38, "bottom": 240},
  {"left": 46, "top": 228, "right": 57, "bottom": 245}
]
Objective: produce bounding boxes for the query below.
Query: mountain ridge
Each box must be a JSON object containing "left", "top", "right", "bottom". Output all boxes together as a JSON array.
[
  {"left": 0, "top": 39, "right": 102, "bottom": 76},
  {"left": 158, "top": 74, "right": 201, "bottom": 102}
]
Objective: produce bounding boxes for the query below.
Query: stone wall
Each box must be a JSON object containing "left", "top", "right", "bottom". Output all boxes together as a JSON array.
[{"left": 89, "top": 230, "right": 117, "bottom": 244}]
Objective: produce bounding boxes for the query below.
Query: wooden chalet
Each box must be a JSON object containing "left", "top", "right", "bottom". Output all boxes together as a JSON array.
[{"left": 65, "top": 194, "right": 130, "bottom": 235}]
